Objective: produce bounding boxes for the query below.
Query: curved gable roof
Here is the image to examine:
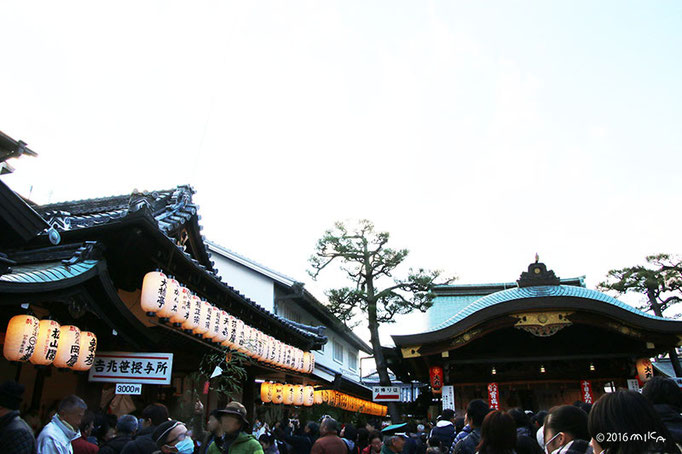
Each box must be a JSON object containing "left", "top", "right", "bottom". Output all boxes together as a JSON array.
[
  {"left": 393, "top": 263, "right": 682, "bottom": 347},
  {"left": 432, "top": 284, "right": 667, "bottom": 331}
]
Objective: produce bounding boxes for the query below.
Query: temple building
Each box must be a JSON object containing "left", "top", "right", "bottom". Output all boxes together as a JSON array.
[{"left": 389, "top": 261, "right": 682, "bottom": 414}]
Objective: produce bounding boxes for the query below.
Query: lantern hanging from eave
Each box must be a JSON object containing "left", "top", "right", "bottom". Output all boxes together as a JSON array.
[
  {"left": 182, "top": 294, "right": 201, "bottom": 332},
  {"left": 261, "top": 382, "right": 273, "bottom": 403},
  {"left": 283, "top": 384, "right": 295, "bottom": 405},
  {"left": 140, "top": 271, "right": 167, "bottom": 316},
  {"left": 284, "top": 345, "right": 294, "bottom": 369},
  {"left": 53, "top": 325, "right": 81, "bottom": 368},
  {"left": 430, "top": 366, "right": 444, "bottom": 394},
  {"left": 203, "top": 305, "right": 219, "bottom": 341},
  {"left": 272, "top": 383, "right": 284, "bottom": 404},
  {"left": 314, "top": 390, "right": 323, "bottom": 405},
  {"left": 241, "top": 325, "right": 254, "bottom": 356},
  {"left": 193, "top": 300, "right": 211, "bottom": 337},
  {"left": 3, "top": 315, "right": 40, "bottom": 362},
  {"left": 250, "top": 329, "right": 262, "bottom": 360},
  {"left": 232, "top": 318, "right": 245, "bottom": 352},
  {"left": 71, "top": 331, "right": 97, "bottom": 371},
  {"left": 302, "top": 352, "right": 311, "bottom": 374},
  {"left": 207, "top": 306, "right": 221, "bottom": 342},
  {"left": 222, "top": 314, "right": 236, "bottom": 348},
  {"left": 262, "top": 335, "right": 272, "bottom": 363},
  {"left": 215, "top": 310, "right": 229, "bottom": 344},
  {"left": 636, "top": 358, "right": 654, "bottom": 383},
  {"left": 293, "top": 385, "right": 304, "bottom": 406},
  {"left": 273, "top": 340, "right": 283, "bottom": 367},
  {"left": 157, "top": 277, "right": 180, "bottom": 320},
  {"left": 303, "top": 386, "right": 315, "bottom": 407},
  {"left": 295, "top": 348, "right": 304, "bottom": 372},
  {"left": 171, "top": 286, "right": 191, "bottom": 326},
  {"left": 247, "top": 326, "right": 259, "bottom": 357},
  {"left": 29, "top": 319, "right": 60, "bottom": 365},
  {"left": 236, "top": 323, "right": 249, "bottom": 353},
  {"left": 320, "top": 389, "right": 329, "bottom": 403},
  {"left": 258, "top": 331, "right": 267, "bottom": 361}
]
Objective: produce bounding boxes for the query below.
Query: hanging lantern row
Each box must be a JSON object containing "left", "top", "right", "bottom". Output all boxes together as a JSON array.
[
  {"left": 261, "top": 382, "right": 316, "bottom": 406},
  {"left": 259, "top": 382, "right": 387, "bottom": 416},
  {"left": 141, "top": 271, "right": 315, "bottom": 373},
  {"left": 3, "top": 315, "right": 98, "bottom": 371}
]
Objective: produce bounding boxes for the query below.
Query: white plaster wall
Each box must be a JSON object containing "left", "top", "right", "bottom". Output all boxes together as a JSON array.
[{"left": 211, "top": 254, "right": 276, "bottom": 312}]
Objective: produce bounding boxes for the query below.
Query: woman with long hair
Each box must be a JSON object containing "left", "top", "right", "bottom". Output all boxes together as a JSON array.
[{"left": 476, "top": 410, "right": 517, "bottom": 454}]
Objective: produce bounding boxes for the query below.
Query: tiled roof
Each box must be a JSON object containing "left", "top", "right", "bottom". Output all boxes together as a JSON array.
[
  {"left": 37, "top": 186, "right": 200, "bottom": 235},
  {"left": 431, "top": 284, "right": 668, "bottom": 332},
  {"left": 30, "top": 186, "right": 326, "bottom": 347},
  {"left": 0, "top": 259, "right": 98, "bottom": 283}
]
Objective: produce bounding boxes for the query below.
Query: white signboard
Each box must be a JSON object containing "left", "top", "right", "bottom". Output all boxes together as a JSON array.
[
  {"left": 626, "top": 379, "right": 640, "bottom": 392},
  {"left": 442, "top": 385, "right": 455, "bottom": 410},
  {"left": 115, "top": 383, "right": 142, "bottom": 395},
  {"left": 88, "top": 352, "right": 173, "bottom": 385},
  {"left": 373, "top": 386, "right": 401, "bottom": 402}
]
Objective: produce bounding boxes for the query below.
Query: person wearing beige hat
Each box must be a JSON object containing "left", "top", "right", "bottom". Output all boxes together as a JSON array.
[{"left": 207, "top": 402, "right": 263, "bottom": 454}]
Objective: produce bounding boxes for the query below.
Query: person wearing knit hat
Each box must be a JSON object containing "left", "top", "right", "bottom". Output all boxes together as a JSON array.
[
  {"left": 0, "top": 380, "right": 36, "bottom": 454},
  {"left": 151, "top": 419, "right": 194, "bottom": 454},
  {"left": 207, "top": 401, "right": 263, "bottom": 454}
]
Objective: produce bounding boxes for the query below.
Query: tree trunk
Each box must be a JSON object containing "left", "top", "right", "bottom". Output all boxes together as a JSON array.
[
  {"left": 648, "top": 289, "right": 682, "bottom": 377},
  {"left": 367, "top": 300, "right": 400, "bottom": 423}
]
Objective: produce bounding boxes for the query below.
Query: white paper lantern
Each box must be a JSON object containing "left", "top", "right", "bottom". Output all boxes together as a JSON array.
[
  {"left": 140, "top": 271, "right": 167, "bottom": 315},
  {"left": 71, "top": 331, "right": 97, "bottom": 371},
  {"left": 53, "top": 325, "right": 81, "bottom": 368},
  {"left": 30, "top": 319, "right": 61, "bottom": 366},
  {"left": 171, "top": 286, "right": 192, "bottom": 326},
  {"left": 157, "top": 277, "right": 179, "bottom": 320},
  {"left": 182, "top": 294, "right": 201, "bottom": 332},
  {"left": 215, "top": 310, "right": 229, "bottom": 344},
  {"left": 3, "top": 315, "right": 39, "bottom": 362}
]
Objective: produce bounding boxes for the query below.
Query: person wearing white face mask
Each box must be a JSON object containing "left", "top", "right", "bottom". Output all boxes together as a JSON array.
[
  {"left": 542, "top": 406, "right": 591, "bottom": 454},
  {"left": 152, "top": 420, "right": 194, "bottom": 454}
]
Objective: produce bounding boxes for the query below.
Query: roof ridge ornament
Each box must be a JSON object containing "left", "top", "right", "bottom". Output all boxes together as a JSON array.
[{"left": 517, "top": 261, "right": 561, "bottom": 287}]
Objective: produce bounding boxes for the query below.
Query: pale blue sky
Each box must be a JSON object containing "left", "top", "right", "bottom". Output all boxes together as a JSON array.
[{"left": 1, "top": 1, "right": 681, "bottom": 342}]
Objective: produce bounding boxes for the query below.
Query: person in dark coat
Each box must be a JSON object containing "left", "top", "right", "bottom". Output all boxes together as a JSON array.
[
  {"left": 430, "top": 409, "right": 456, "bottom": 453},
  {"left": 121, "top": 403, "right": 169, "bottom": 454},
  {"left": 542, "top": 406, "right": 591, "bottom": 454},
  {"left": 642, "top": 376, "right": 682, "bottom": 444},
  {"left": 508, "top": 409, "right": 540, "bottom": 454},
  {"left": 274, "top": 420, "right": 319, "bottom": 454},
  {"left": 453, "top": 400, "right": 491, "bottom": 454},
  {"left": 0, "top": 380, "right": 36, "bottom": 454},
  {"left": 100, "top": 415, "right": 138, "bottom": 454}
]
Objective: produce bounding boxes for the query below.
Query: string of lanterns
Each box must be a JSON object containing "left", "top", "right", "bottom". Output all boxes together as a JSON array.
[
  {"left": 141, "top": 271, "right": 315, "bottom": 373},
  {"left": 3, "top": 315, "right": 98, "bottom": 371},
  {"left": 260, "top": 382, "right": 387, "bottom": 416}
]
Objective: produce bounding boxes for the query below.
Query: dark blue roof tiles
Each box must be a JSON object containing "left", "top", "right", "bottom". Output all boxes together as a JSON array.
[{"left": 431, "top": 284, "right": 668, "bottom": 332}]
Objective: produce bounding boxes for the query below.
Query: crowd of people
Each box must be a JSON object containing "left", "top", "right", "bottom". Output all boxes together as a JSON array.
[{"left": 2, "top": 376, "right": 682, "bottom": 454}]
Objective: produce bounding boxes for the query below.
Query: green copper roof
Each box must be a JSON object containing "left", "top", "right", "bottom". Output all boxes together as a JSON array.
[
  {"left": 431, "top": 284, "right": 667, "bottom": 332},
  {"left": 0, "top": 259, "right": 98, "bottom": 283}
]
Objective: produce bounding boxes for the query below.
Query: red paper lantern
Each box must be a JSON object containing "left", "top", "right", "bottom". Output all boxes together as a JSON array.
[{"left": 430, "top": 366, "right": 444, "bottom": 394}]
